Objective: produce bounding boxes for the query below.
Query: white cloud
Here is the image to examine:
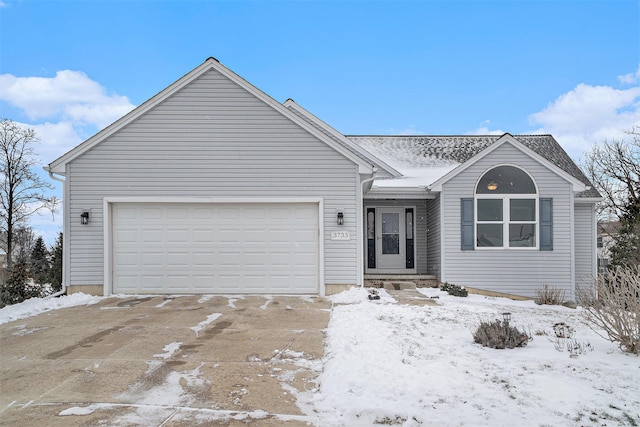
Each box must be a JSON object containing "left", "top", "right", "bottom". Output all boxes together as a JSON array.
[
  {"left": 528, "top": 81, "right": 640, "bottom": 160},
  {"left": 0, "top": 71, "right": 136, "bottom": 163},
  {"left": 31, "top": 121, "right": 84, "bottom": 163},
  {"left": 0, "top": 70, "right": 136, "bottom": 243},
  {"left": 0, "top": 1, "right": 8, "bottom": 8},
  {"left": 618, "top": 65, "right": 640, "bottom": 85},
  {"left": 466, "top": 120, "right": 506, "bottom": 136},
  {"left": 0, "top": 70, "right": 134, "bottom": 127}
]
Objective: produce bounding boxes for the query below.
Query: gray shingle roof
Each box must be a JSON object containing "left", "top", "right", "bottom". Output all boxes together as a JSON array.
[{"left": 346, "top": 134, "right": 600, "bottom": 198}]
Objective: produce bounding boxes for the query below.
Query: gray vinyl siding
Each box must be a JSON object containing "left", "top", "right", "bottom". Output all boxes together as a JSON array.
[
  {"left": 67, "top": 68, "right": 359, "bottom": 288},
  {"left": 426, "top": 196, "right": 441, "bottom": 279},
  {"left": 442, "top": 142, "right": 575, "bottom": 298},
  {"left": 363, "top": 199, "right": 428, "bottom": 274},
  {"left": 574, "top": 203, "right": 596, "bottom": 286}
]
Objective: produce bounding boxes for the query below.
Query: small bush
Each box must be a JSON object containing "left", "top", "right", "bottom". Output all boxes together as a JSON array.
[
  {"left": 0, "top": 262, "right": 45, "bottom": 308},
  {"left": 550, "top": 322, "right": 593, "bottom": 358},
  {"left": 552, "top": 322, "right": 574, "bottom": 338},
  {"left": 577, "top": 266, "right": 640, "bottom": 354},
  {"left": 535, "top": 284, "right": 566, "bottom": 305},
  {"left": 441, "top": 282, "right": 468, "bottom": 297},
  {"left": 473, "top": 319, "right": 530, "bottom": 349}
]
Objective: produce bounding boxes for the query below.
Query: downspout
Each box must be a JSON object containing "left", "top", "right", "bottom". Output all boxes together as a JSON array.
[
  {"left": 45, "top": 167, "right": 67, "bottom": 298},
  {"left": 358, "top": 167, "right": 378, "bottom": 288}
]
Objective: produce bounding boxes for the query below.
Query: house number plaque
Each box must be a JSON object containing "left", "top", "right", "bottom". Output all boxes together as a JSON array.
[{"left": 331, "top": 231, "right": 350, "bottom": 240}]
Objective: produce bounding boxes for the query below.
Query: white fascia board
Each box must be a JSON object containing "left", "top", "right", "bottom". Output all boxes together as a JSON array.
[
  {"left": 282, "top": 99, "right": 402, "bottom": 177},
  {"left": 429, "top": 134, "right": 587, "bottom": 193},
  {"left": 365, "top": 187, "right": 438, "bottom": 200},
  {"left": 48, "top": 59, "right": 219, "bottom": 174}
]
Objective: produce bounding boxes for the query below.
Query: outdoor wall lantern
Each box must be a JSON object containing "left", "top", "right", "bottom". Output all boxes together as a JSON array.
[
  {"left": 487, "top": 182, "right": 498, "bottom": 191},
  {"left": 80, "top": 210, "right": 90, "bottom": 225},
  {"left": 336, "top": 209, "right": 345, "bottom": 225}
]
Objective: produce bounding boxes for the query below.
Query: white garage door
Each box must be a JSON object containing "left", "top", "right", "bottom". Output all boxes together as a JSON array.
[{"left": 112, "top": 202, "right": 319, "bottom": 294}]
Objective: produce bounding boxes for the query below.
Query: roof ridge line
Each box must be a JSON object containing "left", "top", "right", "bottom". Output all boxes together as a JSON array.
[{"left": 345, "top": 134, "right": 553, "bottom": 138}]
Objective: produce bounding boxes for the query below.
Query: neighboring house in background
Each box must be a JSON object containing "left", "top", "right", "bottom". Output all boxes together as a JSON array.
[
  {"left": 597, "top": 221, "right": 620, "bottom": 273},
  {"left": 45, "top": 58, "right": 601, "bottom": 299}
]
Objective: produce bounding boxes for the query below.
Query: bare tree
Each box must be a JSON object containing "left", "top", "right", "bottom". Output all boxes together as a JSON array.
[
  {"left": 0, "top": 119, "right": 57, "bottom": 270},
  {"left": 583, "top": 128, "right": 640, "bottom": 267},
  {"left": 582, "top": 127, "right": 640, "bottom": 221}
]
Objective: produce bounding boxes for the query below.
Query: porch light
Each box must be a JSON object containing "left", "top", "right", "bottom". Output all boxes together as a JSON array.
[
  {"left": 80, "top": 210, "right": 90, "bottom": 225},
  {"left": 337, "top": 209, "right": 344, "bottom": 225},
  {"left": 502, "top": 312, "right": 511, "bottom": 324},
  {"left": 487, "top": 182, "right": 498, "bottom": 191}
]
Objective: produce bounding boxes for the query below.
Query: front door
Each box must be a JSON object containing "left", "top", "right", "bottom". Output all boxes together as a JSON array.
[{"left": 376, "top": 208, "right": 406, "bottom": 270}]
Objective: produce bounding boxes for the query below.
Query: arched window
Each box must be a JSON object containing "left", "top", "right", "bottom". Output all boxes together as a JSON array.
[{"left": 475, "top": 165, "right": 537, "bottom": 248}]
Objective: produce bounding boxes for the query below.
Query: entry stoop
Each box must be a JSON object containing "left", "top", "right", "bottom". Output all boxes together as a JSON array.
[
  {"left": 364, "top": 275, "right": 439, "bottom": 289},
  {"left": 383, "top": 281, "right": 416, "bottom": 290}
]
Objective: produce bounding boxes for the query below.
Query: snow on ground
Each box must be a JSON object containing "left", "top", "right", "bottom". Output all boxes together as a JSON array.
[
  {"left": 315, "top": 287, "right": 640, "bottom": 426},
  {"left": 2, "top": 289, "right": 639, "bottom": 426},
  {"left": 0, "top": 293, "right": 101, "bottom": 325},
  {"left": 189, "top": 312, "right": 222, "bottom": 336}
]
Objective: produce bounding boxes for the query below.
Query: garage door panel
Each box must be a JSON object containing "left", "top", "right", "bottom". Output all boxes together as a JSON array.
[
  {"left": 116, "top": 229, "right": 138, "bottom": 243},
  {"left": 112, "top": 202, "right": 318, "bottom": 294},
  {"left": 194, "top": 230, "right": 215, "bottom": 243},
  {"left": 115, "top": 252, "right": 138, "bottom": 266},
  {"left": 141, "top": 276, "right": 164, "bottom": 289},
  {"left": 167, "top": 253, "right": 190, "bottom": 267},
  {"left": 141, "top": 207, "right": 162, "bottom": 220},
  {"left": 167, "top": 229, "right": 190, "bottom": 243},
  {"left": 193, "top": 207, "right": 214, "bottom": 219},
  {"left": 141, "top": 252, "right": 164, "bottom": 267},
  {"left": 219, "top": 229, "right": 241, "bottom": 242},
  {"left": 193, "top": 252, "right": 216, "bottom": 266}
]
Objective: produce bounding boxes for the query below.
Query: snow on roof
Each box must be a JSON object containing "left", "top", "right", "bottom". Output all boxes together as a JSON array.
[
  {"left": 347, "top": 136, "right": 461, "bottom": 188},
  {"left": 347, "top": 135, "right": 600, "bottom": 197}
]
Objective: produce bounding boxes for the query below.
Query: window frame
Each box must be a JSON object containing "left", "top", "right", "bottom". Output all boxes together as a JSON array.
[{"left": 475, "top": 165, "right": 539, "bottom": 250}]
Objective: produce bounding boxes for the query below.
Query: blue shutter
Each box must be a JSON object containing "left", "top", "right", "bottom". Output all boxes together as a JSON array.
[
  {"left": 461, "top": 198, "right": 474, "bottom": 250},
  {"left": 540, "top": 198, "right": 553, "bottom": 251}
]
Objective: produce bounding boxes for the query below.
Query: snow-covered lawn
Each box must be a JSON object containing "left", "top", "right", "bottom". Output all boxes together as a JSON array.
[
  {"left": 1, "top": 288, "right": 638, "bottom": 426},
  {"left": 314, "top": 287, "right": 640, "bottom": 426}
]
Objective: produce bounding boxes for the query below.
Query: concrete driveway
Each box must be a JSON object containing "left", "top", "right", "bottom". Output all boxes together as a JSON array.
[{"left": 0, "top": 294, "right": 331, "bottom": 426}]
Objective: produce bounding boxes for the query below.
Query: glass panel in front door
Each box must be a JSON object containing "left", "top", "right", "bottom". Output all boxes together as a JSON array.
[{"left": 381, "top": 213, "right": 400, "bottom": 254}]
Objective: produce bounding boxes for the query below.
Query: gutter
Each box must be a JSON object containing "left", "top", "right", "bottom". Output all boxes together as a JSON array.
[
  {"left": 361, "top": 168, "right": 378, "bottom": 194},
  {"left": 44, "top": 166, "right": 67, "bottom": 298}
]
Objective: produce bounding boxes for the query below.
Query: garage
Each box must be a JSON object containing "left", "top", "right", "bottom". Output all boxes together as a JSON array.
[{"left": 111, "top": 202, "right": 320, "bottom": 294}]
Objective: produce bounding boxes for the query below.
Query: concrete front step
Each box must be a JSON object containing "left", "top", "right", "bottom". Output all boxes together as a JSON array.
[
  {"left": 365, "top": 275, "right": 439, "bottom": 289},
  {"left": 383, "top": 281, "right": 416, "bottom": 290}
]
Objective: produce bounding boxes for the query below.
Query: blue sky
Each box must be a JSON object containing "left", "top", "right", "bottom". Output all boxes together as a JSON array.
[{"left": 0, "top": 0, "right": 639, "bottom": 243}]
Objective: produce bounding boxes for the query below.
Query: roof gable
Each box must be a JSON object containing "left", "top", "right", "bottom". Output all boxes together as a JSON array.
[
  {"left": 429, "top": 134, "right": 587, "bottom": 192},
  {"left": 47, "top": 58, "right": 384, "bottom": 175}
]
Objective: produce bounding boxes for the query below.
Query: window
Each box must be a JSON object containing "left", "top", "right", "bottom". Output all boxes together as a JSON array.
[
  {"left": 475, "top": 166, "right": 537, "bottom": 249},
  {"left": 381, "top": 212, "right": 400, "bottom": 254}
]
